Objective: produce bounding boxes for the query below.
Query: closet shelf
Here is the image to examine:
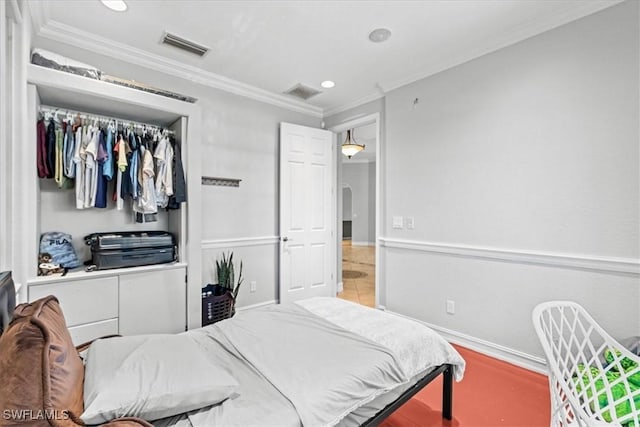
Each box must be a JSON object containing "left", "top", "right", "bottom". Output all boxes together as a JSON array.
[
  {"left": 28, "top": 64, "right": 189, "bottom": 126},
  {"left": 27, "top": 262, "right": 187, "bottom": 286}
]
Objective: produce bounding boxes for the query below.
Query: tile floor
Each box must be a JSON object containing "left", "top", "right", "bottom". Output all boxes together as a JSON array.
[{"left": 338, "top": 241, "right": 375, "bottom": 307}]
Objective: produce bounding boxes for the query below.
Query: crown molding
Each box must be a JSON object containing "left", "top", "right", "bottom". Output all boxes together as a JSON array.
[
  {"left": 378, "top": 0, "right": 623, "bottom": 94},
  {"left": 323, "top": 91, "right": 384, "bottom": 118},
  {"left": 33, "top": 1, "right": 621, "bottom": 121},
  {"left": 36, "top": 20, "right": 323, "bottom": 118},
  {"left": 26, "top": 0, "right": 49, "bottom": 34}
]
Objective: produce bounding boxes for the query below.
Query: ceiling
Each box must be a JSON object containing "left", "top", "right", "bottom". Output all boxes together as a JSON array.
[{"left": 34, "top": 0, "right": 619, "bottom": 116}]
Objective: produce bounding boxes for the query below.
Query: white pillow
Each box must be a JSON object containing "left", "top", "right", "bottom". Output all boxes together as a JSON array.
[{"left": 81, "top": 334, "right": 238, "bottom": 424}]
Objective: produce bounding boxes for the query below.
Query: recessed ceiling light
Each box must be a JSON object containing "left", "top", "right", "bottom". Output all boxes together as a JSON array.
[
  {"left": 100, "top": 0, "right": 128, "bottom": 12},
  {"left": 321, "top": 80, "right": 335, "bottom": 89},
  {"left": 369, "top": 28, "right": 392, "bottom": 43}
]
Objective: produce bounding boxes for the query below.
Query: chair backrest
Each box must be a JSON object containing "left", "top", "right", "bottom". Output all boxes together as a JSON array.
[
  {"left": 533, "top": 301, "right": 639, "bottom": 427},
  {"left": 0, "top": 271, "right": 16, "bottom": 335}
]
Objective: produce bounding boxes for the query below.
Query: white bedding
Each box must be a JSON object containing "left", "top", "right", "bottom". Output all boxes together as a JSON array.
[
  {"left": 153, "top": 298, "right": 465, "bottom": 427},
  {"left": 296, "top": 298, "right": 465, "bottom": 381}
]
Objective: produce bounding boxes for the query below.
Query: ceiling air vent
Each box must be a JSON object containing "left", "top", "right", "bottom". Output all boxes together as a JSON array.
[
  {"left": 284, "top": 83, "right": 322, "bottom": 100},
  {"left": 161, "top": 32, "right": 209, "bottom": 57}
]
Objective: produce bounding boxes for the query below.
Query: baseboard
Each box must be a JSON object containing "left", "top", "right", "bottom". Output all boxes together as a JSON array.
[
  {"left": 386, "top": 310, "right": 548, "bottom": 375},
  {"left": 235, "top": 300, "right": 277, "bottom": 312},
  {"left": 351, "top": 241, "right": 375, "bottom": 247},
  {"left": 337, "top": 282, "right": 344, "bottom": 293}
]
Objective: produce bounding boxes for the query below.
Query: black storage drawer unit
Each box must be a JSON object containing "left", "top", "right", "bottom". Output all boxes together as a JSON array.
[{"left": 85, "top": 231, "right": 177, "bottom": 270}]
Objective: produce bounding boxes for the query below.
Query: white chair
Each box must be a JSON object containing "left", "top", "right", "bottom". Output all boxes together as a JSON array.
[{"left": 533, "top": 301, "right": 639, "bottom": 427}]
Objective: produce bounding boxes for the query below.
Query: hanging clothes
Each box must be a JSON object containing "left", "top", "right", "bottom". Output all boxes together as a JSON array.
[
  {"left": 37, "top": 108, "right": 182, "bottom": 217},
  {"left": 133, "top": 145, "right": 158, "bottom": 224},
  {"left": 128, "top": 131, "right": 141, "bottom": 201},
  {"left": 53, "top": 124, "right": 71, "bottom": 189},
  {"left": 103, "top": 125, "right": 115, "bottom": 181},
  {"left": 45, "top": 119, "right": 56, "bottom": 179},
  {"left": 36, "top": 119, "right": 49, "bottom": 178},
  {"left": 82, "top": 126, "right": 99, "bottom": 208},
  {"left": 166, "top": 138, "right": 186, "bottom": 210},
  {"left": 63, "top": 120, "right": 76, "bottom": 178},
  {"left": 113, "top": 133, "right": 125, "bottom": 211},
  {"left": 154, "top": 134, "right": 174, "bottom": 208},
  {"left": 73, "top": 124, "right": 86, "bottom": 209},
  {"left": 94, "top": 130, "right": 108, "bottom": 209},
  {"left": 120, "top": 131, "right": 135, "bottom": 200}
]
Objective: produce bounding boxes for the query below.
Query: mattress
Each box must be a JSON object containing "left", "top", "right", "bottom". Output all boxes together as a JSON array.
[{"left": 154, "top": 297, "right": 465, "bottom": 427}]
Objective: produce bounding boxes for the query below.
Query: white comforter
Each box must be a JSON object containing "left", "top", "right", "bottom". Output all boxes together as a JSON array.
[
  {"left": 156, "top": 297, "right": 465, "bottom": 427},
  {"left": 296, "top": 298, "right": 465, "bottom": 381}
]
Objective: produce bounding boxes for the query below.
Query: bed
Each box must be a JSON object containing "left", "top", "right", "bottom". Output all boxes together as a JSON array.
[{"left": 0, "top": 273, "right": 465, "bottom": 427}]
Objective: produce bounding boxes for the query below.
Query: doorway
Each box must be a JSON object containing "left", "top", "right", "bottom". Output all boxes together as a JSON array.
[{"left": 332, "top": 119, "right": 379, "bottom": 308}]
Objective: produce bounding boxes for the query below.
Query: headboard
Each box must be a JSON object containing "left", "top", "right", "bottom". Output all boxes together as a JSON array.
[{"left": 0, "top": 271, "right": 16, "bottom": 335}]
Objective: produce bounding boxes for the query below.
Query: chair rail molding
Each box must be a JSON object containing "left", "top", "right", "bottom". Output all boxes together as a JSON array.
[
  {"left": 202, "top": 236, "right": 279, "bottom": 250},
  {"left": 379, "top": 238, "right": 640, "bottom": 276}
]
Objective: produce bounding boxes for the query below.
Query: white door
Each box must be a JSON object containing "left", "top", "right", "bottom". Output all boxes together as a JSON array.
[{"left": 279, "top": 122, "right": 335, "bottom": 304}]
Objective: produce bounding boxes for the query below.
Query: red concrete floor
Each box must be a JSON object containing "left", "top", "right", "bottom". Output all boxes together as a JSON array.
[{"left": 381, "top": 345, "right": 551, "bottom": 427}]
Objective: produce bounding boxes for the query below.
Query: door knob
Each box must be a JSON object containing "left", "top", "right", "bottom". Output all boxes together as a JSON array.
[{"left": 282, "top": 237, "right": 289, "bottom": 242}]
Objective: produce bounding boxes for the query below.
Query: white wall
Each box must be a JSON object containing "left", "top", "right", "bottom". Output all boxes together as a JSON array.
[
  {"left": 383, "top": 1, "right": 639, "bottom": 364},
  {"left": 342, "top": 161, "right": 375, "bottom": 245},
  {"left": 342, "top": 187, "right": 352, "bottom": 221},
  {"left": 31, "top": 36, "right": 320, "bottom": 308}
]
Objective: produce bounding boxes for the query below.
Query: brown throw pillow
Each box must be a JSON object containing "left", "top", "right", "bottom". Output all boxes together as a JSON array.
[{"left": 0, "top": 296, "right": 84, "bottom": 426}]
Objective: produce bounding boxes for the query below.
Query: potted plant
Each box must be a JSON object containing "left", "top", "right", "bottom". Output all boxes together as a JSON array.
[{"left": 202, "top": 252, "right": 243, "bottom": 325}]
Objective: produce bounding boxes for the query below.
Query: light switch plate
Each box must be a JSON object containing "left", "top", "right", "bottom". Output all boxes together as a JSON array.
[
  {"left": 392, "top": 216, "right": 404, "bottom": 229},
  {"left": 406, "top": 217, "right": 415, "bottom": 230}
]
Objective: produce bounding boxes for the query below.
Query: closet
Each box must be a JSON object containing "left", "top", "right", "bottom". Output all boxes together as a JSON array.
[{"left": 17, "top": 64, "right": 202, "bottom": 344}]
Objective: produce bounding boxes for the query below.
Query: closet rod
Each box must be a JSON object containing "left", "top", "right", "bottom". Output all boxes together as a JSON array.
[{"left": 38, "top": 105, "right": 175, "bottom": 135}]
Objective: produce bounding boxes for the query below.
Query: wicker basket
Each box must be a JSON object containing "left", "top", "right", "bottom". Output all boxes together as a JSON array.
[{"left": 202, "top": 284, "right": 235, "bottom": 326}]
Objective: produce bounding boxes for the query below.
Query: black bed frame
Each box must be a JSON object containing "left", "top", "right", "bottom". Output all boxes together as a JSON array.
[{"left": 363, "top": 363, "right": 454, "bottom": 426}]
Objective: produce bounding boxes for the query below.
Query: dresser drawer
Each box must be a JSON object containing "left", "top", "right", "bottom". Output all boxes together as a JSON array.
[
  {"left": 68, "top": 318, "right": 118, "bottom": 346},
  {"left": 28, "top": 277, "right": 118, "bottom": 327}
]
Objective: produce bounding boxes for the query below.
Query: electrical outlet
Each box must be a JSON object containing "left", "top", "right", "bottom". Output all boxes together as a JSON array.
[
  {"left": 392, "top": 216, "right": 404, "bottom": 229},
  {"left": 446, "top": 300, "right": 455, "bottom": 315},
  {"left": 250, "top": 281, "right": 257, "bottom": 293},
  {"left": 406, "top": 217, "right": 415, "bottom": 230}
]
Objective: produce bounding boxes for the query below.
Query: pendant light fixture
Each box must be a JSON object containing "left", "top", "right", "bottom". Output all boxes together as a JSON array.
[{"left": 341, "top": 129, "right": 365, "bottom": 159}]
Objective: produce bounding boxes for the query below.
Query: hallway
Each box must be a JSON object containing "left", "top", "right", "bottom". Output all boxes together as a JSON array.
[{"left": 338, "top": 241, "right": 375, "bottom": 307}]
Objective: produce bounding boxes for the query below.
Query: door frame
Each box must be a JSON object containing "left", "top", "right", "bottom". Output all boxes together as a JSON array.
[{"left": 329, "top": 113, "right": 381, "bottom": 308}]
